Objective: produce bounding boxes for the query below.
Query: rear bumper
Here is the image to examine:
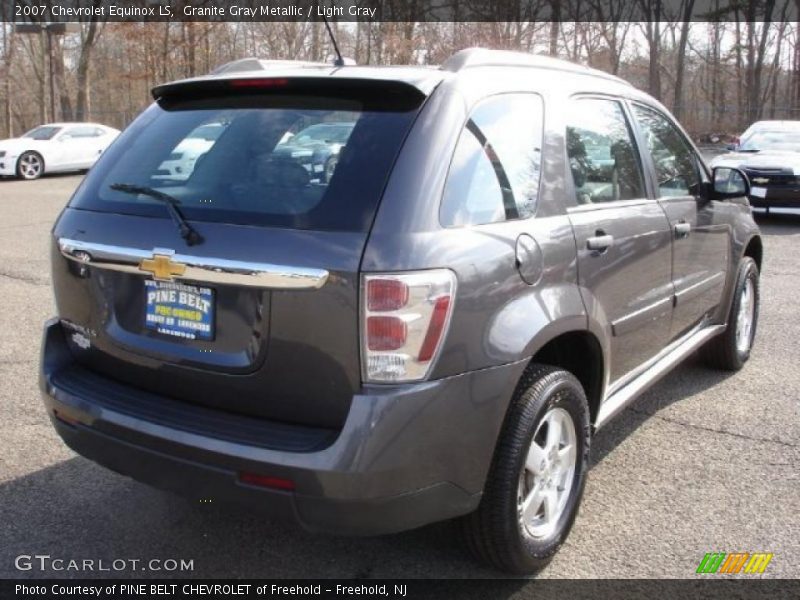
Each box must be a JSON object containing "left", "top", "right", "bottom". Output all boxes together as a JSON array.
[{"left": 41, "top": 319, "right": 526, "bottom": 535}]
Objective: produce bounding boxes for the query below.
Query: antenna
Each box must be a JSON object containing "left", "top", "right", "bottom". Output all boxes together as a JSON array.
[{"left": 321, "top": 13, "right": 345, "bottom": 67}]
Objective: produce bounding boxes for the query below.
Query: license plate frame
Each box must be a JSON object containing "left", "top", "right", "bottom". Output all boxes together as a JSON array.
[{"left": 144, "top": 280, "right": 215, "bottom": 341}]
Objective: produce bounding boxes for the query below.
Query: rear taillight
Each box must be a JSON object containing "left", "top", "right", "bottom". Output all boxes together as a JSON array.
[{"left": 361, "top": 270, "right": 456, "bottom": 383}]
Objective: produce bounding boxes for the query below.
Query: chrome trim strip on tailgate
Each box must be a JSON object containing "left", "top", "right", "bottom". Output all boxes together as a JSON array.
[{"left": 57, "top": 238, "right": 329, "bottom": 290}]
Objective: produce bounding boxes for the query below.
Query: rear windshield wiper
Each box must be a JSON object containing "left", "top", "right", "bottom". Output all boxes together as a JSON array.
[
  {"left": 109, "top": 183, "right": 204, "bottom": 246},
  {"left": 737, "top": 148, "right": 760, "bottom": 153}
]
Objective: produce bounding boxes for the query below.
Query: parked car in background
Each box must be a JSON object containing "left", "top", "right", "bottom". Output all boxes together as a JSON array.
[
  {"left": 155, "top": 122, "right": 228, "bottom": 181},
  {"left": 0, "top": 123, "right": 120, "bottom": 180},
  {"left": 273, "top": 121, "right": 356, "bottom": 183},
  {"left": 41, "top": 49, "right": 762, "bottom": 574},
  {"left": 727, "top": 120, "right": 800, "bottom": 152},
  {"left": 713, "top": 121, "right": 800, "bottom": 212}
]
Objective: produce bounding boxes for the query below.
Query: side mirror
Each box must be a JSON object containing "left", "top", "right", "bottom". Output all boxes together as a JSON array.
[
  {"left": 725, "top": 143, "right": 738, "bottom": 151},
  {"left": 712, "top": 166, "right": 749, "bottom": 200}
]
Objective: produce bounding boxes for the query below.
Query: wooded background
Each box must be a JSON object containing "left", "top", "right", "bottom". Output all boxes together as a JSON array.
[{"left": 2, "top": 0, "right": 799, "bottom": 140}]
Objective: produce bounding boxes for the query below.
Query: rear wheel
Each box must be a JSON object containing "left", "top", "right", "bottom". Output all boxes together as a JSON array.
[
  {"left": 463, "top": 364, "right": 590, "bottom": 574},
  {"left": 702, "top": 256, "right": 759, "bottom": 370},
  {"left": 17, "top": 151, "right": 44, "bottom": 180}
]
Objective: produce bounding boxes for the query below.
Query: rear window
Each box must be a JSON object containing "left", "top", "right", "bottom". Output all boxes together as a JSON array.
[{"left": 70, "top": 88, "right": 422, "bottom": 232}]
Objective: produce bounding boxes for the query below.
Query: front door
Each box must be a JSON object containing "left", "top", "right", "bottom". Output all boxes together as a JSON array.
[
  {"left": 565, "top": 97, "right": 674, "bottom": 384},
  {"left": 630, "top": 103, "right": 730, "bottom": 340}
]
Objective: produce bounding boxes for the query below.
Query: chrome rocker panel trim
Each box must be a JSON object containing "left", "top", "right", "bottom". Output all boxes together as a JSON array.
[{"left": 595, "top": 323, "right": 726, "bottom": 430}]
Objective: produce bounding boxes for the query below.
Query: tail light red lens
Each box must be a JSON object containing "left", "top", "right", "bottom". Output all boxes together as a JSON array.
[
  {"left": 238, "top": 472, "right": 295, "bottom": 491},
  {"left": 418, "top": 296, "right": 451, "bottom": 362},
  {"left": 367, "top": 316, "right": 408, "bottom": 351},
  {"left": 366, "top": 279, "right": 409, "bottom": 311},
  {"left": 362, "top": 270, "right": 456, "bottom": 382}
]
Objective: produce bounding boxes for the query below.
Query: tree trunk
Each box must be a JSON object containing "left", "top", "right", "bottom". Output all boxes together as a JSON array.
[
  {"left": 642, "top": 0, "right": 663, "bottom": 101},
  {"left": 672, "top": 1, "right": 694, "bottom": 120},
  {"left": 52, "top": 37, "right": 73, "bottom": 121},
  {"left": 549, "top": 0, "right": 560, "bottom": 56},
  {"left": 745, "top": 0, "right": 776, "bottom": 124},
  {"left": 1, "top": 9, "right": 15, "bottom": 136},
  {"left": 75, "top": 18, "right": 100, "bottom": 122}
]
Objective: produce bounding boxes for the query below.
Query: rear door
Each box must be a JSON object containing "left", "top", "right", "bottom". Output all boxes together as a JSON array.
[
  {"left": 565, "top": 96, "right": 674, "bottom": 384},
  {"left": 630, "top": 103, "right": 730, "bottom": 339},
  {"left": 52, "top": 78, "right": 425, "bottom": 429}
]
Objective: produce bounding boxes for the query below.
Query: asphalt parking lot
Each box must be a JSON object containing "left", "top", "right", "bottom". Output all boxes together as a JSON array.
[{"left": 0, "top": 175, "right": 798, "bottom": 580}]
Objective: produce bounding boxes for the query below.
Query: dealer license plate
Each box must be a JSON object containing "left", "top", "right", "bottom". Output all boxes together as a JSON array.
[{"left": 144, "top": 280, "right": 214, "bottom": 341}]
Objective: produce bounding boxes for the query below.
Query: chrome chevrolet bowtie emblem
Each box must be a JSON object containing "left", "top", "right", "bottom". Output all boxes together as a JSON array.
[
  {"left": 139, "top": 252, "right": 186, "bottom": 281},
  {"left": 752, "top": 177, "right": 769, "bottom": 185}
]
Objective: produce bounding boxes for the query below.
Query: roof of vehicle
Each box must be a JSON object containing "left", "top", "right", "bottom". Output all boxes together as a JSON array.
[
  {"left": 26, "top": 122, "right": 115, "bottom": 129},
  {"left": 745, "top": 120, "right": 800, "bottom": 131},
  {"left": 153, "top": 48, "right": 632, "bottom": 99}
]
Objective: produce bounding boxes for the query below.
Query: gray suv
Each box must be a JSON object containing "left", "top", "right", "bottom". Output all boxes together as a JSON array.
[{"left": 40, "top": 49, "right": 762, "bottom": 574}]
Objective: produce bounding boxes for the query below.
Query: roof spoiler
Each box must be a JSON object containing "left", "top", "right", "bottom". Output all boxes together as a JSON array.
[{"left": 151, "top": 76, "right": 426, "bottom": 112}]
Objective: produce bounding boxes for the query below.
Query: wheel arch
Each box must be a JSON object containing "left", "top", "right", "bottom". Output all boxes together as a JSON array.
[
  {"left": 525, "top": 329, "right": 605, "bottom": 427},
  {"left": 743, "top": 235, "right": 763, "bottom": 271}
]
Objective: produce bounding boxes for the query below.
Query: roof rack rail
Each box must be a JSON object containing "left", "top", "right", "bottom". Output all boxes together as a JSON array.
[
  {"left": 210, "top": 57, "right": 356, "bottom": 76},
  {"left": 441, "top": 48, "right": 630, "bottom": 86}
]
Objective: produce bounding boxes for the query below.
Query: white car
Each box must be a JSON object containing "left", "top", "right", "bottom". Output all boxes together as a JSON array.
[
  {"left": 0, "top": 122, "right": 120, "bottom": 180},
  {"left": 155, "top": 122, "right": 228, "bottom": 181}
]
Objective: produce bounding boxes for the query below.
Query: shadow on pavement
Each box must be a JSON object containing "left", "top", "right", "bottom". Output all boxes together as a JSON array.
[
  {"left": 753, "top": 209, "right": 800, "bottom": 234},
  {"left": 0, "top": 455, "right": 525, "bottom": 583},
  {"left": 590, "top": 356, "right": 736, "bottom": 467}
]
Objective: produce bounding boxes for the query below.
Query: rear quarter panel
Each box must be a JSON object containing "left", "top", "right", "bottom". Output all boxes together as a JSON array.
[{"left": 362, "top": 70, "right": 592, "bottom": 379}]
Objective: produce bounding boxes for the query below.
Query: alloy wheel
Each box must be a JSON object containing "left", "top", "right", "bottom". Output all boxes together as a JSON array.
[
  {"left": 518, "top": 407, "right": 578, "bottom": 539},
  {"left": 736, "top": 276, "right": 756, "bottom": 354},
  {"left": 19, "top": 153, "right": 43, "bottom": 179}
]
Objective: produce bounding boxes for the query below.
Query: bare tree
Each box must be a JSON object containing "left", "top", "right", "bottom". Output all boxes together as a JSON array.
[{"left": 672, "top": 0, "right": 695, "bottom": 119}]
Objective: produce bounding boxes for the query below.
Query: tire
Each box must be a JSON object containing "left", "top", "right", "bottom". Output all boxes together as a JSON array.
[
  {"left": 463, "top": 364, "right": 591, "bottom": 574},
  {"left": 323, "top": 156, "right": 338, "bottom": 183},
  {"left": 16, "top": 151, "right": 44, "bottom": 180},
  {"left": 701, "top": 256, "right": 760, "bottom": 371}
]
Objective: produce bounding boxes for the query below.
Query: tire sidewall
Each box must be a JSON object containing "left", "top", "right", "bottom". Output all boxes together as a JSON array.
[
  {"left": 730, "top": 257, "right": 760, "bottom": 365},
  {"left": 508, "top": 374, "right": 591, "bottom": 569}
]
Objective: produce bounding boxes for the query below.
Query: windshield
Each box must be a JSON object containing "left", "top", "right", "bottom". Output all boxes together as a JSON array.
[
  {"left": 23, "top": 126, "right": 62, "bottom": 140},
  {"left": 69, "top": 94, "right": 420, "bottom": 232},
  {"left": 740, "top": 131, "right": 800, "bottom": 152}
]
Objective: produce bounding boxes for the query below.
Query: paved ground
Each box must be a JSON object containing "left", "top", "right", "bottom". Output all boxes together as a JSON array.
[{"left": 0, "top": 175, "right": 797, "bottom": 580}]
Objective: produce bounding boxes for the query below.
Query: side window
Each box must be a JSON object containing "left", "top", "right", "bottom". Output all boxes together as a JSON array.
[
  {"left": 441, "top": 94, "right": 543, "bottom": 227},
  {"left": 566, "top": 98, "right": 645, "bottom": 204},
  {"left": 65, "top": 126, "right": 102, "bottom": 138},
  {"left": 632, "top": 104, "right": 700, "bottom": 197}
]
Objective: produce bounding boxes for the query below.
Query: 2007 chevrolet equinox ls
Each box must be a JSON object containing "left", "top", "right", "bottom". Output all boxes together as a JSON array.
[{"left": 41, "top": 49, "right": 762, "bottom": 574}]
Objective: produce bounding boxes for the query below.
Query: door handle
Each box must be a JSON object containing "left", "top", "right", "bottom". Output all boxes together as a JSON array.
[
  {"left": 674, "top": 221, "right": 691, "bottom": 238},
  {"left": 586, "top": 233, "right": 614, "bottom": 252}
]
